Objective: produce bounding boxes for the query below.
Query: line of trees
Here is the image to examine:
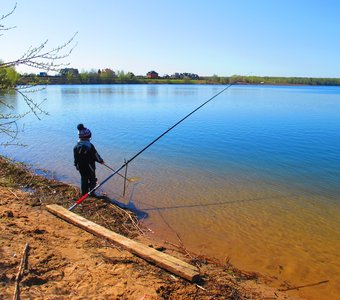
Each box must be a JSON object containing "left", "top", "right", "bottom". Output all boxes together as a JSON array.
[
  {"left": 227, "top": 75, "right": 340, "bottom": 86},
  {"left": 17, "top": 72, "right": 340, "bottom": 86}
]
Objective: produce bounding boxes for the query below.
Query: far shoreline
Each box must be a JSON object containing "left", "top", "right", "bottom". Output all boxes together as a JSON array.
[
  {"left": 18, "top": 73, "right": 340, "bottom": 87},
  {"left": 16, "top": 81, "right": 340, "bottom": 89}
]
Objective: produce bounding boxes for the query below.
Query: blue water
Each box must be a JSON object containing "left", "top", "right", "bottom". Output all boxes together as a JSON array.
[
  {"left": 6, "top": 84, "right": 339, "bottom": 198},
  {"left": 1, "top": 84, "right": 340, "bottom": 298}
]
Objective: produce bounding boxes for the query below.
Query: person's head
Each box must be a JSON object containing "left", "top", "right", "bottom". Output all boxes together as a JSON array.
[{"left": 77, "top": 123, "right": 92, "bottom": 140}]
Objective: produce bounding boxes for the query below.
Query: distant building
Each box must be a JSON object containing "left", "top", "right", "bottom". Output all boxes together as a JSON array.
[
  {"left": 171, "top": 72, "right": 199, "bottom": 80},
  {"left": 171, "top": 73, "right": 180, "bottom": 79},
  {"left": 60, "top": 68, "right": 79, "bottom": 76},
  {"left": 99, "top": 68, "right": 116, "bottom": 78},
  {"left": 146, "top": 71, "right": 158, "bottom": 79},
  {"left": 37, "top": 72, "right": 48, "bottom": 77},
  {"left": 102, "top": 68, "right": 115, "bottom": 75}
]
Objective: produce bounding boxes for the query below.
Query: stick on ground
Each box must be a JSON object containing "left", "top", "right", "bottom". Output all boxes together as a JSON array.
[{"left": 13, "top": 243, "right": 30, "bottom": 300}]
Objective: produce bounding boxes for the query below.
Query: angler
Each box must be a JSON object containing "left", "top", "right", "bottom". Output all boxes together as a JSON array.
[{"left": 73, "top": 124, "right": 105, "bottom": 198}]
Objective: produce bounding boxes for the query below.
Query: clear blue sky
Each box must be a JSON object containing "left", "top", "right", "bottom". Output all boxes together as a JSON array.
[{"left": 2, "top": 0, "right": 340, "bottom": 77}]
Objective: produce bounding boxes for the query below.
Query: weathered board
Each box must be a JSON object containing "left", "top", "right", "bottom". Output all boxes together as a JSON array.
[{"left": 46, "top": 204, "right": 200, "bottom": 282}]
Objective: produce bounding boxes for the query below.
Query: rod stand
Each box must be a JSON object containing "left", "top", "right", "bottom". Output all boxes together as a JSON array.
[{"left": 123, "top": 159, "right": 128, "bottom": 197}]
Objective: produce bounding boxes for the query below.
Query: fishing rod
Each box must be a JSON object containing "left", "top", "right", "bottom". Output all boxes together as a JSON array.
[{"left": 69, "top": 83, "right": 234, "bottom": 211}]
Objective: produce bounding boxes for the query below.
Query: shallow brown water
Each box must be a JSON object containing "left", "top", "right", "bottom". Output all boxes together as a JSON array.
[{"left": 112, "top": 169, "right": 340, "bottom": 300}]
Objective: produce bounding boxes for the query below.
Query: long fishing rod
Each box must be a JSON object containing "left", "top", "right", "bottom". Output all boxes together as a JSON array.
[{"left": 69, "top": 83, "right": 234, "bottom": 211}]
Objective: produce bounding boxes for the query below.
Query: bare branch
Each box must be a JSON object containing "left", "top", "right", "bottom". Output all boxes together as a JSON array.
[
  {"left": 15, "top": 88, "right": 49, "bottom": 120},
  {"left": 0, "top": 98, "right": 14, "bottom": 109},
  {"left": 0, "top": 3, "right": 17, "bottom": 22},
  {"left": 0, "top": 33, "right": 78, "bottom": 71},
  {"left": 0, "top": 3, "right": 17, "bottom": 35},
  {"left": 0, "top": 3, "right": 77, "bottom": 145},
  {"left": 0, "top": 120, "right": 19, "bottom": 138}
]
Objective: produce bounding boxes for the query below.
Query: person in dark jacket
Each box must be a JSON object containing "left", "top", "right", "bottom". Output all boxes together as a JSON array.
[{"left": 73, "top": 124, "right": 104, "bottom": 196}]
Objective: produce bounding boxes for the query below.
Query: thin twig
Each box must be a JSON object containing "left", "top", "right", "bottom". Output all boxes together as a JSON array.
[
  {"left": 157, "top": 209, "right": 196, "bottom": 261},
  {"left": 113, "top": 204, "right": 145, "bottom": 235},
  {"left": 279, "top": 280, "right": 329, "bottom": 292},
  {"left": 13, "top": 243, "right": 30, "bottom": 300},
  {"left": 7, "top": 188, "right": 19, "bottom": 199},
  {"left": 196, "top": 284, "right": 208, "bottom": 292}
]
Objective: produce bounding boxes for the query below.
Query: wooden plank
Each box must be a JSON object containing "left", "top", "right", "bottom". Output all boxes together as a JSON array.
[{"left": 46, "top": 204, "right": 200, "bottom": 282}]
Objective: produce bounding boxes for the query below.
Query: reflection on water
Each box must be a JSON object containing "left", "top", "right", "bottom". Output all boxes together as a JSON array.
[{"left": 1, "top": 84, "right": 340, "bottom": 299}]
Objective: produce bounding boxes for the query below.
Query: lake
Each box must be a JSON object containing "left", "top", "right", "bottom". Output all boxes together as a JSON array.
[{"left": 1, "top": 84, "right": 340, "bottom": 299}]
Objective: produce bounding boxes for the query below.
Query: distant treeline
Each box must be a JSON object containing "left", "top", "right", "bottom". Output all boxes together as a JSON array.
[
  {"left": 17, "top": 72, "right": 340, "bottom": 86},
  {"left": 228, "top": 75, "right": 340, "bottom": 86},
  {"left": 205, "top": 75, "right": 340, "bottom": 86}
]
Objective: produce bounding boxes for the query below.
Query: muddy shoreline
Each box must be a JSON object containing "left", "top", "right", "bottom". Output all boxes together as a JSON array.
[{"left": 0, "top": 155, "right": 297, "bottom": 299}]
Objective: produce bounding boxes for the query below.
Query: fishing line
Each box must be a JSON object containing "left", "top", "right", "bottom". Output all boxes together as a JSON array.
[{"left": 69, "top": 83, "right": 234, "bottom": 210}]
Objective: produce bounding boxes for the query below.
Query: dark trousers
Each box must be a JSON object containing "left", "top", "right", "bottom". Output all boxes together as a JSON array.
[{"left": 79, "top": 170, "right": 97, "bottom": 195}]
